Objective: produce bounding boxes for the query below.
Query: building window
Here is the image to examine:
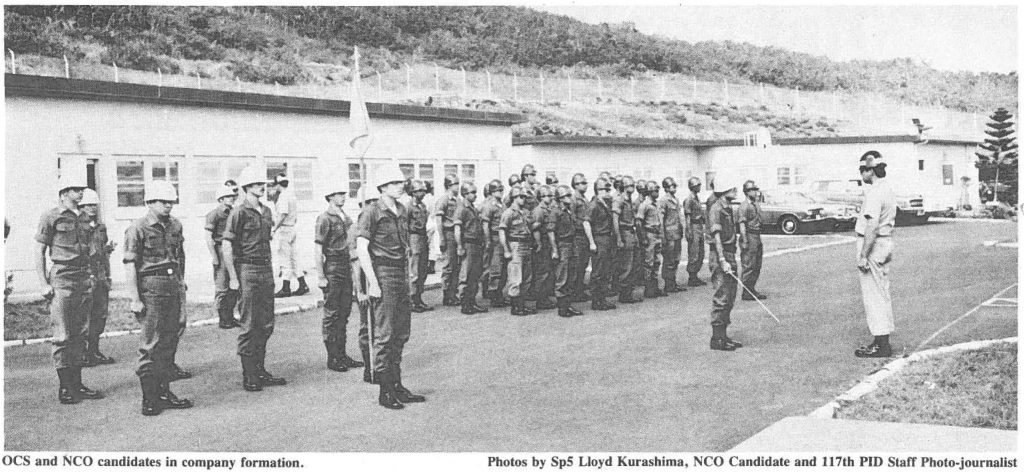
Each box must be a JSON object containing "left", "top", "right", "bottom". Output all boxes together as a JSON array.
[
  {"left": 348, "top": 163, "right": 363, "bottom": 198},
  {"left": 151, "top": 161, "right": 180, "bottom": 193},
  {"left": 942, "top": 165, "right": 954, "bottom": 185},
  {"left": 194, "top": 157, "right": 254, "bottom": 203},
  {"left": 399, "top": 164, "right": 415, "bottom": 179},
  {"left": 777, "top": 167, "right": 791, "bottom": 186},
  {"left": 793, "top": 167, "right": 805, "bottom": 185},
  {"left": 117, "top": 161, "right": 145, "bottom": 207},
  {"left": 919, "top": 160, "right": 925, "bottom": 171},
  {"left": 266, "top": 158, "right": 315, "bottom": 201},
  {"left": 444, "top": 164, "right": 458, "bottom": 179},
  {"left": 419, "top": 164, "right": 434, "bottom": 181}
]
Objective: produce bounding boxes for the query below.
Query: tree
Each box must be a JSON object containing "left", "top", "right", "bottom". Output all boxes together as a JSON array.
[{"left": 975, "top": 108, "right": 1018, "bottom": 205}]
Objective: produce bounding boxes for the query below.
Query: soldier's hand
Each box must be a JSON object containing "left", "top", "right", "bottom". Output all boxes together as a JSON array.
[
  {"left": 721, "top": 260, "right": 733, "bottom": 275},
  {"left": 318, "top": 276, "right": 328, "bottom": 289},
  {"left": 857, "top": 256, "right": 870, "bottom": 272},
  {"left": 106, "top": 241, "right": 117, "bottom": 254},
  {"left": 40, "top": 285, "right": 54, "bottom": 301},
  {"left": 589, "top": 243, "right": 597, "bottom": 253},
  {"left": 367, "top": 280, "right": 382, "bottom": 299},
  {"left": 504, "top": 249, "right": 512, "bottom": 259},
  {"left": 551, "top": 250, "right": 559, "bottom": 260},
  {"left": 457, "top": 246, "right": 466, "bottom": 257},
  {"left": 356, "top": 291, "right": 369, "bottom": 304},
  {"left": 129, "top": 299, "right": 145, "bottom": 315},
  {"left": 617, "top": 239, "right": 624, "bottom": 249},
  {"left": 229, "top": 278, "right": 240, "bottom": 291}
]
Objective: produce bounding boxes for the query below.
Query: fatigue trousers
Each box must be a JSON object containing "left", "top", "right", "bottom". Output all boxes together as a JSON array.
[
  {"left": 49, "top": 265, "right": 92, "bottom": 369},
  {"left": 590, "top": 234, "right": 615, "bottom": 300},
  {"left": 709, "top": 245, "right": 738, "bottom": 328},
  {"left": 275, "top": 226, "right": 304, "bottom": 280},
  {"left": 504, "top": 242, "right": 534, "bottom": 298},
  {"left": 440, "top": 229, "right": 460, "bottom": 299},
  {"left": 135, "top": 274, "right": 182, "bottom": 381},
  {"left": 686, "top": 225, "right": 706, "bottom": 277},
  {"left": 554, "top": 241, "right": 576, "bottom": 299},
  {"left": 644, "top": 238, "right": 663, "bottom": 290},
  {"left": 485, "top": 234, "right": 506, "bottom": 296},
  {"left": 237, "top": 263, "right": 275, "bottom": 359},
  {"left": 661, "top": 238, "right": 682, "bottom": 288},
  {"left": 367, "top": 264, "right": 412, "bottom": 375},
  {"left": 86, "top": 277, "right": 109, "bottom": 355},
  {"left": 616, "top": 231, "right": 639, "bottom": 294},
  {"left": 408, "top": 234, "right": 429, "bottom": 298},
  {"left": 322, "top": 259, "right": 354, "bottom": 354},
  {"left": 531, "top": 240, "right": 554, "bottom": 302},
  {"left": 459, "top": 241, "right": 485, "bottom": 304},
  {"left": 740, "top": 232, "right": 763, "bottom": 295},
  {"left": 572, "top": 233, "right": 591, "bottom": 295},
  {"left": 213, "top": 261, "right": 240, "bottom": 325},
  {"left": 858, "top": 237, "right": 896, "bottom": 336}
]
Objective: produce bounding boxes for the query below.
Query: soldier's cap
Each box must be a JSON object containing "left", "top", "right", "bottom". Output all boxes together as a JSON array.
[{"left": 860, "top": 150, "right": 886, "bottom": 168}]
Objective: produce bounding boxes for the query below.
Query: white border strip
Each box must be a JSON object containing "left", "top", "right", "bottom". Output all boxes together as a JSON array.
[
  {"left": 916, "top": 283, "right": 1017, "bottom": 351},
  {"left": 808, "top": 336, "right": 1018, "bottom": 419}
]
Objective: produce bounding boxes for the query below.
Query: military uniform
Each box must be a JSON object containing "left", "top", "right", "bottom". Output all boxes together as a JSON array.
[
  {"left": 612, "top": 193, "right": 640, "bottom": 300},
  {"left": 406, "top": 197, "right": 431, "bottom": 303},
  {"left": 585, "top": 196, "right": 616, "bottom": 306},
  {"left": 708, "top": 198, "right": 738, "bottom": 336},
  {"left": 455, "top": 197, "right": 486, "bottom": 312},
  {"left": 570, "top": 191, "right": 592, "bottom": 300},
  {"left": 658, "top": 192, "right": 685, "bottom": 292},
  {"left": 315, "top": 206, "right": 359, "bottom": 370},
  {"left": 550, "top": 197, "right": 580, "bottom": 316},
  {"left": 531, "top": 200, "right": 556, "bottom": 308},
  {"left": 85, "top": 217, "right": 112, "bottom": 364},
  {"left": 684, "top": 192, "right": 707, "bottom": 284},
  {"left": 434, "top": 191, "right": 461, "bottom": 303},
  {"left": 274, "top": 184, "right": 307, "bottom": 296},
  {"left": 499, "top": 204, "right": 534, "bottom": 311},
  {"left": 638, "top": 198, "right": 664, "bottom": 296},
  {"left": 480, "top": 194, "right": 507, "bottom": 305},
  {"left": 205, "top": 202, "right": 238, "bottom": 327},
  {"left": 856, "top": 178, "right": 897, "bottom": 339},
  {"left": 738, "top": 198, "right": 764, "bottom": 299}
]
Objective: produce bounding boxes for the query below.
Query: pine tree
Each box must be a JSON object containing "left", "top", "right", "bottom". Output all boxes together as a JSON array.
[{"left": 975, "top": 108, "right": 1018, "bottom": 205}]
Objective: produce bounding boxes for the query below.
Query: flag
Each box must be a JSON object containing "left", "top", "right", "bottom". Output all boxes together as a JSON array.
[{"left": 348, "top": 46, "right": 373, "bottom": 159}]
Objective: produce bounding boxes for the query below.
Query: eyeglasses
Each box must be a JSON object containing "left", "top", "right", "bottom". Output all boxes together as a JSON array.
[
  {"left": 598, "top": 187, "right": 612, "bottom": 192},
  {"left": 667, "top": 184, "right": 678, "bottom": 188}
]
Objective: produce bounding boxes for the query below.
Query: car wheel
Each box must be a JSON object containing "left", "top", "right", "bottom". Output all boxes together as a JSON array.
[{"left": 779, "top": 215, "right": 800, "bottom": 235}]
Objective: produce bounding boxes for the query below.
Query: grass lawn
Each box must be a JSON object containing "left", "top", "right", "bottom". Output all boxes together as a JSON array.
[
  {"left": 4, "top": 298, "right": 217, "bottom": 341},
  {"left": 836, "top": 342, "right": 1018, "bottom": 430}
]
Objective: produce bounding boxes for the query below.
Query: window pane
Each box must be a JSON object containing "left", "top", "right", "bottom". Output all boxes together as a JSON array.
[
  {"left": 349, "top": 164, "right": 362, "bottom": 198},
  {"left": 444, "top": 164, "right": 458, "bottom": 178},
  {"left": 705, "top": 172, "right": 716, "bottom": 190},
  {"left": 291, "top": 161, "right": 314, "bottom": 201},
  {"left": 152, "top": 165, "right": 166, "bottom": 179},
  {"left": 267, "top": 162, "right": 287, "bottom": 180},
  {"left": 463, "top": 164, "right": 475, "bottom": 180},
  {"left": 793, "top": 167, "right": 805, "bottom": 185},
  {"left": 419, "top": 164, "right": 433, "bottom": 180},
  {"left": 777, "top": 167, "right": 791, "bottom": 186},
  {"left": 169, "top": 163, "right": 178, "bottom": 180},
  {"left": 399, "top": 163, "right": 415, "bottom": 179},
  {"left": 117, "top": 161, "right": 145, "bottom": 207},
  {"left": 942, "top": 165, "right": 954, "bottom": 185},
  {"left": 117, "top": 161, "right": 144, "bottom": 181},
  {"left": 196, "top": 160, "right": 221, "bottom": 203}
]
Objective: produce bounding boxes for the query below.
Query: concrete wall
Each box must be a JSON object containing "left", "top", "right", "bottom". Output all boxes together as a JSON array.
[{"left": 5, "top": 96, "right": 512, "bottom": 293}]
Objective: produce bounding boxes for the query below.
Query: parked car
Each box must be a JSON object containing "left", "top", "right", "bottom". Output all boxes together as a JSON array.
[
  {"left": 758, "top": 191, "right": 855, "bottom": 235},
  {"left": 808, "top": 179, "right": 933, "bottom": 225}
]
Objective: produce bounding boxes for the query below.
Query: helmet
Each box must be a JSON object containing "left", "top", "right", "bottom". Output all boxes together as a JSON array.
[
  {"left": 621, "top": 176, "right": 635, "bottom": 189},
  {"left": 57, "top": 164, "right": 88, "bottom": 195},
  {"left": 375, "top": 163, "right": 407, "bottom": 189},
  {"left": 486, "top": 179, "right": 504, "bottom": 196},
  {"left": 860, "top": 150, "right": 886, "bottom": 168},
  {"left": 80, "top": 188, "right": 100, "bottom": 206},
  {"left": 520, "top": 164, "right": 537, "bottom": 178},
  {"left": 687, "top": 177, "right": 702, "bottom": 192},
  {"left": 358, "top": 184, "right": 380, "bottom": 204},
  {"left": 216, "top": 183, "right": 238, "bottom": 200},
  {"left": 662, "top": 177, "right": 677, "bottom": 190},
  {"left": 237, "top": 163, "right": 269, "bottom": 188},
  {"left": 508, "top": 185, "right": 525, "bottom": 200},
  {"left": 571, "top": 173, "right": 587, "bottom": 186},
  {"left": 444, "top": 174, "right": 460, "bottom": 189},
  {"left": 742, "top": 180, "right": 759, "bottom": 192},
  {"left": 537, "top": 185, "right": 554, "bottom": 198},
  {"left": 408, "top": 179, "right": 428, "bottom": 194},
  {"left": 545, "top": 174, "right": 559, "bottom": 185},
  {"left": 145, "top": 181, "right": 178, "bottom": 202},
  {"left": 598, "top": 171, "right": 612, "bottom": 181},
  {"left": 508, "top": 174, "right": 521, "bottom": 187},
  {"left": 636, "top": 179, "right": 648, "bottom": 197},
  {"left": 273, "top": 173, "right": 289, "bottom": 185},
  {"left": 645, "top": 181, "right": 660, "bottom": 196},
  {"left": 713, "top": 174, "right": 741, "bottom": 195},
  {"left": 460, "top": 182, "right": 478, "bottom": 197},
  {"left": 593, "top": 178, "right": 612, "bottom": 194},
  {"left": 555, "top": 185, "right": 573, "bottom": 199}
]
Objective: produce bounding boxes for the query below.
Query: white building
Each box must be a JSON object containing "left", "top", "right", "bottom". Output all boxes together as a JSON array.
[{"left": 5, "top": 74, "right": 525, "bottom": 293}]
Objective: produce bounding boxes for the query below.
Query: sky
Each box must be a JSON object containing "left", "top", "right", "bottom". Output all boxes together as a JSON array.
[{"left": 534, "top": 4, "right": 1017, "bottom": 74}]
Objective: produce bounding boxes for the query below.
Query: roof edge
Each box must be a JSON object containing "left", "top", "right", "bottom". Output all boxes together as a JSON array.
[{"left": 513, "top": 134, "right": 924, "bottom": 147}]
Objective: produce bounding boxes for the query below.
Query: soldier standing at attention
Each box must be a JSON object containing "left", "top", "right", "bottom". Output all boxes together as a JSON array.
[
  {"left": 738, "top": 180, "right": 767, "bottom": 301},
  {"left": 36, "top": 170, "right": 105, "bottom": 405},
  {"left": 480, "top": 180, "right": 508, "bottom": 308},
  {"left": 531, "top": 185, "right": 558, "bottom": 311},
  {"left": 684, "top": 177, "right": 708, "bottom": 287},
  {"left": 584, "top": 178, "right": 617, "bottom": 311},
  {"left": 272, "top": 174, "right": 309, "bottom": 298},
  {"left": 854, "top": 151, "right": 898, "bottom": 358},
  {"left": 406, "top": 180, "right": 433, "bottom": 313},
  {"left": 123, "top": 181, "right": 193, "bottom": 415},
  {"left": 435, "top": 174, "right": 462, "bottom": 306},
  {"left": 499, "top": 186, "right": 537, "bottom": 316},
  {"left": 355, "top": 185, "right": 380, "bottom": 383},
  {"left": 612, "top": 176, "right": 642, "bottom": 304},
  {"left": 638, "top": 181, "right": 667, "bottom": 299},
  {"left": 356, "top": 164, "right": 425, "bottom": 409},
  {"left": 314, "top": 180, "right": 364, "bottom": 373},
  {"left": 707, "top": 177, "right": 743, "bottom": 352},
  {"left": 455, "top": 182, "right": 488, "bottom": 315},
  {"left": 80, "top": 189, "right": 116, "bottom": 366},
  {"left": 206, "top": 183, "right": 241, "bottom": 329},
  {"left": 658, "top": 177, "right": 686, "bottom": 294},
  {"left": 222, "top": 164, "right": 287, "bottom": 392},
  {"left": 551, "top": 185, "right": 583, "bottom": 317},
  {"left": 569, "top": 173, "right": 592, "bottom": 303}
]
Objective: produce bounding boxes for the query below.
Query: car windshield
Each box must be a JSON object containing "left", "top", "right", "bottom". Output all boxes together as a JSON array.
[{"left": 765, "top": 192, "right": 816, "bottom": 206}]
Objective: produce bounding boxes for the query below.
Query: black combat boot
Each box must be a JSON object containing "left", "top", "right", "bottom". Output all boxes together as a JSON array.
[
  {"left": 710, "top": 326, "right": 736, "bottom": 351},
  {"left": 339, "top": 344, "right": 364, "bottom": 369},
  {"left": 140, "top": 377, "right": 162, "bottom": 416},
  {"left": 72, "top": 368, "right": 104, "bottom": 400},
  {"left": 664, "top": 280, "right": 686, "bottom": 293},
  {"left": 158, "top": 380, "right": 194, "bottom": 410},
  {"left": 687, "top": 275, "right": 708, "bottom": 287},
  {"left": 241, "top": 356, "right": 263, "bottom": 392},
  {"left": 255, "top": 354, "right": 287, "bottom": 386},
  {"left": 377, "top": 370, "right": 404, "bottom": 410},
  {"left": 392, "top": 365, "right": 425, "bottom": 403},
  {"left": 556, "top": 297, "right": 573, "bottom": 318},
  {"left": 723, "top": 328, "right": 744, "bottom": 349},
  {"left": 293, "top": 277, "right": 310, "bottom": 296},
  {"left": 169, "top": 363, "right": 193, "bottom": 381},
  {"left": 490, "top": 292, "right": 509, "bottom": 308},
  {"left": 326, "top": 342, "right": 348, "bottom": 372},
  {"left": 274, "top": 280, "right": 292, "bottom": 298},
  {"left": 57, "top": 368, "right": 80, "bottom": 405},
  {"left": 591, "top": 292, "right": 616, "bottom": 311},
  {"left": 618, "top": 287, "right": 641, "bottom": 304}
]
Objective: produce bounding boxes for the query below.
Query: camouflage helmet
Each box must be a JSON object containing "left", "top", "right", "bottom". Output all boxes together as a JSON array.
[
  {"left": 571, "top": 173, "right": 588, "bottom": 186},
  {"left": 621, "top": 175, "right": 635, "bottom": 189},
  {"left": 460, "top": 182, "right": 478, "bottom": 197},
  {"left": 537, "top": 185, "right": 554, "bottom": 198},
  {"left": 742, "top": 180, "right": 759, "bottom": 192},
  {"left": 443, "top": 174, "right": 460, "bottom": 189},
  {"left": 486, "top": 179, "right": 504, "bottom": 196},
  {"left": 545, "top": 174, "right": 559, "bottom": 185},
  {"left": 662, "top": 176, "right": 678, "bottom": 190},
  {"left": 408, "top": 179, "right": 428, "bottom": 194},
  {"left": 593, "top": 177, "right": 612, "bottom": 194},
  {"left": 636, "top": 179, "right": 648, "bottom": 196},
  {"left": 520, "top": 164, "right": 537, "bottom": 179},
  {"left": 687, "top": 176, "right": 702, "bottom": 191},
  {"left": 555, "top": 185, "right": 573, "bottom": 199},
  {"left": 645, "top": 181, "right": 660, "bottom": 196},
  {"left": 508, "top": 173, "right": 521, "bottom": 187},
  {"left": 508, "top": 185, "right": 525, "bottom": 200}
]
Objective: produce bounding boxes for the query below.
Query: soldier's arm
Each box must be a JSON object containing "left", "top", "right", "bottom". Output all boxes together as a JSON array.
[
  {"left": 35, "top": 242, "right": 51, "bottom": 296},
  {"left": 584, "top": 221, "right": 596, "bottom": 251},
  {"left": 356, "top": 237, "right": 380, "bottom": 297},
  {"left": 500, "top": 229, "right": 510, "bottom": 257},
  {"left": 122, "top": 227, "right": 144, "bottom": 311},
  {"left": 738, "top": 205, "right": 748, "bottom": 245},
  {"left": 313, "top": 216, "right": 328, "bottom": 287},
  {"left": 454, "top": 205, "right": 465, "bottom": 255}
]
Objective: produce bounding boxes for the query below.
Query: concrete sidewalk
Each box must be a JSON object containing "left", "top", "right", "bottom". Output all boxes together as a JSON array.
[{"left": 730, "top": 416, "right": 1017, "bottom": 452}]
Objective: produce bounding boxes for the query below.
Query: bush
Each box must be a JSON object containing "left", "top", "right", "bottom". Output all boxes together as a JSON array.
[
  {"left": 101, "top": 38, "right": 181, "bottom": 73},
  {"left": 227, "top": 47, "right": 309, "bottom": 85}
]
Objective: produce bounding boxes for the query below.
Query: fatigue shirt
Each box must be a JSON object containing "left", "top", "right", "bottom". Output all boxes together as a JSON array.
[
  {"left": 531, "top": 203, "right": 552, "bottom": 237},
  {"left": 499, "top": 206, "right": 533, "bottom": 242},
  {"left": 35, "top": 207, "right": 93, "bottom": 266},
  {"left": 315, "top": 207, "right": 356, "bottom": 260},
  {"left": 585, "top": 196, "right": 614, "bottom": 236},
  {"left": 123, "top": 212, "right": 185, "bottom": 274},
  {"left": 658, "top": 194, "right": 684, "bottom": 240},
  {"left": 222, "top": 199, "right": 274, "bottom": 260},
  {"left": 357, "top": 200, "right": 410, "bottom": 263},
  {"left": 88, "top": 220, "right": 111, "bottom": 279},
  {"left": 434, "top": 192, "right": 460, "bottom": 230},
  {"left": 204, "top": 203, "right": 232, "bottom": 246},
  {"left": 856, "top": 178, "right": 897, "bottom": 237},
  {"left": 570, "top": 193, "right": 590, "bottom": 233},
  {"left": 612, "top": 194, "right": 637, "bottom": 230},
  {"left": 683, "top": 193, "right": 706, "bottom": 225},
  {"left": 638, "top": 200, "right": 663, "bottom": 243},
  {"left": 737, "top": 200, "right": 763, "bottom": 234},
  {"left": 479, "top": 197, "right": 504, "bottom": 236},
  {"left": 708, "top": 198, "right": 737, "bottom": 246},
  {"left": 407, "top": 200, "right": 429, "bottom": 236},
  {"left": 454, "top": 199, "right": 484, "bottom": 243},
  {"left": 276, "top": 187, "right": 298, "bottom": 227},
  {"left": 551, "top": 202, "right": 576, "bottom": 242}
]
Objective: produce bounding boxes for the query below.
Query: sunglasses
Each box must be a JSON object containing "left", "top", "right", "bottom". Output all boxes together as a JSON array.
[
  {"left": 465, "top": 191, "right": 477, "bottom": 194},
  {"left": 598, "top": 187, "right": 612, "bottom": 192},
  {"left": 523, "top": 173, "right": 537, "bottom": 177}
]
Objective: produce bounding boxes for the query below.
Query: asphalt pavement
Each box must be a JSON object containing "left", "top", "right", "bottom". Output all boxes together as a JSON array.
[{"left": 3, "top": 220, "right": 1017, "bottom": 452}]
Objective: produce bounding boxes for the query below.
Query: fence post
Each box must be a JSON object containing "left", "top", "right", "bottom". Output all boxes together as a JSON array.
[
  {"left": 196, "top": 70, "right": 201, "bottom": 89},
  {"left": 63, "top": 55, "right": 70, "bottom": 79},
  {"left": 540, "top": 73, "right": 545, "bottom": 103},
  {"left": 405, "top": 63, "right": 411, "bottom": 96},
  {"left": 723, "top": 79, "right": 728, "bottom": 104},
  {"left": 629, "top": 77, "right": 635, "bottom": 102},
  {"left": 794, "top": 87, "right": 800, "bottom": 114},
  {"left": 486, "top": 70, "right": 492, "bottom": 97},
  {"left": 692, "top": 77, "right": 697, "bottom": 102},
  {"left": 236, "top": 77, "right": 242, "bottom": 92},
  {"left": 434, "top": 63, "right": 440, "bottom": 95},
  {"left": 461, "top": 67, "right": 467, "bottom": 98},
  {"left": 566, "top": 70, "right": 572, "bottom": 102},
  {"left": 158, "top": 68, "right": 162, "bottom": 88},
  {"left": 597, "top": 76, "right": 603, "bottom": 100},
  {"left": 113, "top": 61, "right": 119, "bottom": 83},
  {"left": 660, "top": 76, "right": 666, "bottom": 101},
  {"left": 275, "top": 81, "right": 280, "bottom": 95},
  {"left": 7, "top": 49, "right": 15, "bottom": 74},
  {"left": 377, "top": 71, "right": 383, "bottom": 101},
  {"left": 513, "top": 72, "right": 518, "bottom": 101}
]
